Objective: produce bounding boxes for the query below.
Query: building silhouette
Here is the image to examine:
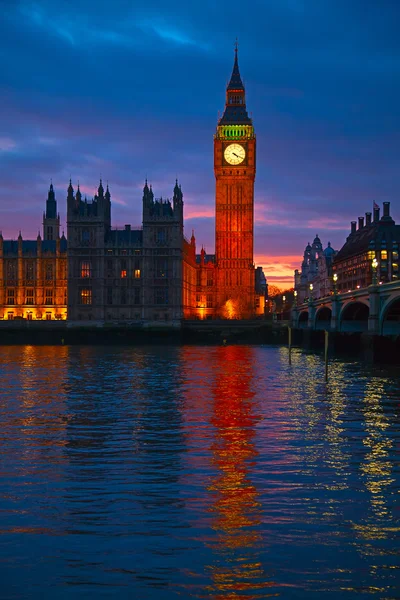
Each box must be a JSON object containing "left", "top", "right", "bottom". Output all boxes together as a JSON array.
[{"left": 294, "top": 235, "right": 337, "bottom": 302}]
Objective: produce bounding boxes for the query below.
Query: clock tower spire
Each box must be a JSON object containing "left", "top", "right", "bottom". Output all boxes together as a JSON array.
[{"left": 214, "top": 46, "right": 256, "bottom": 318}]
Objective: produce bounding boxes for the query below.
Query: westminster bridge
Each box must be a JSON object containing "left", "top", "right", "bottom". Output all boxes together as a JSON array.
[{"left": 292, "top": 280, "right": 400, "bottom": 336}]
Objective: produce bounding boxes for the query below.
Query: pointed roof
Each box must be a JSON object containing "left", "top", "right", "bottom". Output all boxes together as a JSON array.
[
  {"left": 218, "top": 44, "right": 252, "bottom": 126},
  {"left": 227, "top": 44, "right": 244, "bottom": 91}
]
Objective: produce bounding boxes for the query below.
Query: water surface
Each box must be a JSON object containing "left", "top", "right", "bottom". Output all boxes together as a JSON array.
[{"left": 0, "top": 345, "right": 399, "bottom": 599}]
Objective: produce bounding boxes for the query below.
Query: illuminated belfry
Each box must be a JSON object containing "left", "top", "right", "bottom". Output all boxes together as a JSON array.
[{"left": 214, "top": 43, "right": 256, "bottom": 317}]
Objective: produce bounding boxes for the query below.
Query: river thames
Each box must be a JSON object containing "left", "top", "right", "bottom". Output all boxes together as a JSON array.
[{"left": 0, "top": 345, "right": 399, "bottom": 599}]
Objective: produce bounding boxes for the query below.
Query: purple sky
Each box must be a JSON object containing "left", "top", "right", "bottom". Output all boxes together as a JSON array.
[{"left": 1, "top": 0, "right": 400, "bottom": 288}]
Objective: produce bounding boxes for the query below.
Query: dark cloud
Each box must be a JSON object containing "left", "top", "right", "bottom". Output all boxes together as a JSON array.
[{"left": 1, "top": 0, "right": 400, "bottom": 280}]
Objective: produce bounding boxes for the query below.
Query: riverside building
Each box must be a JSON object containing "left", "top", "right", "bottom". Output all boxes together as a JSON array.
[{"left": 0, "top": 49, "right": 265, "bottom": 323}]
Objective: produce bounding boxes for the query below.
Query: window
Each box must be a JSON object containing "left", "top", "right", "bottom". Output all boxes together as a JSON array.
[
  {"left": 134, "top": 287, "right": 140, "bottom": 305},
  {"left": 6, "top": 262, "right": 16, "bottom": 282},
  {"left": 82, "top": 229, "right": 90, "bottom": 245},
  {"left": 47, "top": 226, "right": 53, "bottom": 240},
  {"left": 27, "top": 312, "right": 33, "bottom": 321},
  {"left": 157, "top": 228, "right": 166, "bottom": 244},
  {"left": 121, "top": 270, "right": 127, "bottom": 278},
  {"left": 107, "top": 287, "right": 113, "bottom": 305},
  {"left": 134, "top": 269, "right": 141, "bottom": 279},
  {"left": 392, "top": 263, "right": 398, "bottom": 272},
  {"left": 80, "top": 288, "right": 92, "bottom": 305},
  {"left": 207, "top": 273, "right": 213, "bottom": 287},
  {"left": 393, "top": 251, "right": 399, "bottom": 261},
  {"left": 121, "top": 288, "right": 127, "bottom": 305},
  {"left": 45, "top": 263, "right": 53, "bottom": 281},
  {"left": 26, "top": 289, "right": 34, "bottom": 305},
  {"left": 25, "top": 262, "right": 35, "bottom": 282},
  {"left": 156, "top": 259, "right": 168, "bottom": 278},
  {"left": 46, "top": 312, "right": 52, "bottom": 320},
  {"left": 7, "top": 289, "right": 15, "bottom": 305},
  {"left": 120, "top": 259, "right": 127, "bottom": 277},
  {"left": 155, "top": 287, "right": 168, "bottom": 305},
  {"left": 196, "top": 271, "right": 201, "bottom": 287},
  {"left": 7, "top": 312, "right": 14, "bottom": 320},
  {"left": 81, "top": 260, "right": 92, "bottom": 278},
  {"left": 207, "top": 294, "right": 213, "bottom": 308},
  {"left": 381, "top": 250, "right": 388, "bottom": 260},
  {"left": 45, "top": 289, "right": 53, "bottom": 305}
]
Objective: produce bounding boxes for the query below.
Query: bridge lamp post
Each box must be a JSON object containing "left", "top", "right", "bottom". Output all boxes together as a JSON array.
[
  {"left": 372, "top": 258, "right": 378, "bottom": 285},
  {"left": 333, "top": 273, "right": 338, "bottom": 295},
  {"left": 309, "top": 283, "right": 313, "bottom": 302}
]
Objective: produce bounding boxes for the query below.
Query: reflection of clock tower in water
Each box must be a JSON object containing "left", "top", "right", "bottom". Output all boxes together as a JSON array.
[{"left": 214, "top": 45, "right": 256, "bottom": 316}]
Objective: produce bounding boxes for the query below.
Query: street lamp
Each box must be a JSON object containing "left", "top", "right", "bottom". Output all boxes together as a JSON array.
[
  {"left": 309, "top": 283, "right": 313, "bottom": 302},
  {"left": 333, "top": 272, "right": 338, "bottom": 295},
  {"left": 372, "top": 257, "right": 378, "bottom": 285},
  {"left": 294, "top": 290, "right": 298, "bottom": 306}
]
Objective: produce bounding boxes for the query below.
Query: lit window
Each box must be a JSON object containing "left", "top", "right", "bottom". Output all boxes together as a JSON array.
[
  {"left": 81, "top": 261, "right": 91, "bottom": 278},
  {"left": 7, "top": 289, "right": 15, "bottom": 305},
  {"left": 381, "top": 250, "right": 387, "bottom": 260},
  {"left": 46, "top": 312, "right": 52, "bottom": 320},
  {"left": 80, "top": 288, "right": 92, "bottom": 305},
  {"left": 393, "top": 251, "right": 399, "bottom": 260},
  {"left": 134, "top": 269, "right": 141, "bottom": 279},
  {"left": 121, "top": 270, "right": 127, "bottom": 278},
  {"left": 392, "top": 263, "right": 399, "bottom": 271}
]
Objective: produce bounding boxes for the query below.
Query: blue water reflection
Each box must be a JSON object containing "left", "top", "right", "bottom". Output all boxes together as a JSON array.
[{"left": 0, "top": 345, "right": 399, "bottom": 598}]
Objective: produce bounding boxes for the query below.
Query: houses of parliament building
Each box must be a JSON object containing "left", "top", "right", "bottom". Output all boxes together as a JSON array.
[{"left": 0, "top": 49, "right": 265, "bottom": 323}]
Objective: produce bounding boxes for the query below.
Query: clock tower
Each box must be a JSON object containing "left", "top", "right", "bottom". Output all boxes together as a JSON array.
[{"left": 214, "top": 45, "right": 256, "bottom": 317}]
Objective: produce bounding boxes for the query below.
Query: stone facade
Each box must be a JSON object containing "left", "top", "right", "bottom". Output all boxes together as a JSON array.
[
  {"left": 333, "top": 203, "right": 400, "bottom": 292},
  {"left": 67, "top": 179, "right": 187, "bottom": 323},
  {"left": 0, "top": 184, "right": 67, "bottom": 321},
  {"left": 294, "top": 235, "right": 336, "bottom": 302}
]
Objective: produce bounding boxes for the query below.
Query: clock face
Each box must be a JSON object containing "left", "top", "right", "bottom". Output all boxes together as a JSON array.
[{"left": 224, "top": 143, "right": 246, "bottom": 165}]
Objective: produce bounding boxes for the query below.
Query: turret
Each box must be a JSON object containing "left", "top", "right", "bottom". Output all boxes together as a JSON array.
[
  {"left": 67, "top": 179, "right": 75, "bottom": 216},
  {"left": 37, "top": 232, "right": 42, "bottom": 257},
  {"left": 142, "top": 179, "right": 153, "bottom": 219},
  {"left": 76, "top": 183, "right": 82, "bottom": 203},
  {"left": 44, "top": 181, "right": 60, "bottom": 240},
  {"left": 173, "top": 179, "right": 183, "bottom": 222}
]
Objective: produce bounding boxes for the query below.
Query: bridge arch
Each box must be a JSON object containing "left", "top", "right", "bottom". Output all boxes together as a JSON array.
[
  {"left": 340, "top": 301, "right": 369, "bottom": 332},
  {"left": 298, "top": 310, "right": 309, "bottom": 328},
  {"left": 315, "top": 306, "right": 332, "bottom": 330},
  {"left": 381, "top": 296, "right": 400, "bottom": 336}
]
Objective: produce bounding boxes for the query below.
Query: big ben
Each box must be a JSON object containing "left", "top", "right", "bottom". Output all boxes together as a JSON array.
[{"left": 214, "top": 45, "right": 256, "bottom": 317}]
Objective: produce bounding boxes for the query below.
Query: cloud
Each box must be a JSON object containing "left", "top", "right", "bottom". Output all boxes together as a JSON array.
[{"left": 0, "top": 0, "right": 399, "bottom": 277}]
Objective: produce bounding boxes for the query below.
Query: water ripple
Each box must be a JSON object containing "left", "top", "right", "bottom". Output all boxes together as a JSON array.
[{"left": 0, "top": 344, "right": 399, "bottom": 599}]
